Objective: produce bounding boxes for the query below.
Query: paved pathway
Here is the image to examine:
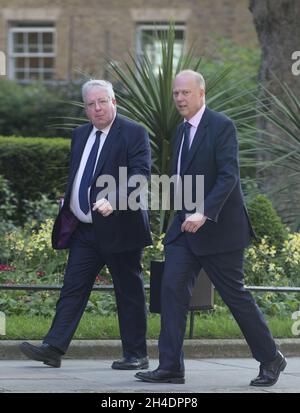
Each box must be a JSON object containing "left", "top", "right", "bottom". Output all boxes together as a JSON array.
[{"left": 0, "top": 358, "right": 299, "bottom": 393}]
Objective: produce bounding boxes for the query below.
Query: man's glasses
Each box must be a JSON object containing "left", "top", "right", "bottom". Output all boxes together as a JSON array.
[{"left": 86, "top": 97, "right": 111, "bottom": 109}]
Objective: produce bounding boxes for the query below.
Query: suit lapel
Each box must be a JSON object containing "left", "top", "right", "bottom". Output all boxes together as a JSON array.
[
  {"left": 90, "top": 115, "right": 121, "bottom": 187},
  {"left": 69, "top": 123, "right": 93, "bottom": 185},
  {"left": 181, "top": 108, "right": 209, "bottom": 175},
  {"left": 171, "top": 124, "right": 184, "bottom": 175}
]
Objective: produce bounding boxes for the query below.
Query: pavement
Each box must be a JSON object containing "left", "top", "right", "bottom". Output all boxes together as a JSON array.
[
  {"left": 0, "top": 358, "right": 300, "bottom": 393},
  {"left": 0, "top": 338, "right": 300, "bottom": 393}
]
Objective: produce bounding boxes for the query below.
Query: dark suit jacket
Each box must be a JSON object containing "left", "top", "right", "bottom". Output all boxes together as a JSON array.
[
  {"left": 52, "top": 114, "right": 153, "bottom": 253},
  {"left": 164, "top": 107, "right": 255, "bottom": 256}
]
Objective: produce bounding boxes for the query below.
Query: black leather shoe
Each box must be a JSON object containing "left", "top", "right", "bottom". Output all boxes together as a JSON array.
[
  {"left": 250, "top": 351, "right": 287, "bottom": 387},
  {"left": 111, "top": 356, "right": 149, "bottom": 370},
  {"left": 19, "top": 342, "right": 62, "bottom": 368},
  {"left": 135, "top": 368, "right": 185, "bottom": 384}
]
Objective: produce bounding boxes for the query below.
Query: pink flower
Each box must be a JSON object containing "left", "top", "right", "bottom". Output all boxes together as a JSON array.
[
  {"left": 0, "top": 264, "right": 16, "bottom": 271},
  {"left": 36, "top": 271, "right": 46, "bottom": 277},
  {"left": 95, "top": 274, "right": 110, "bottom": 285}
]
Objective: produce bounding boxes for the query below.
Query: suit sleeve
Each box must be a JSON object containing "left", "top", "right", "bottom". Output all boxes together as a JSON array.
[
  {"left": 114, "top": 124, "right": 151, "bottom": 209},
  {"left": 204, "top": 120, "right": 240, "bottom": 222},
  {"left": 127, "top": 125, "right": 151, "bottom": 180}
]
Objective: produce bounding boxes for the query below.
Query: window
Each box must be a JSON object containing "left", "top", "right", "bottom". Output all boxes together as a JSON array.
[
  {"left": 136, "top": 24, "right": 185, "bottom": 76},
  {"left": 8, "top": 24, "right": 55, "bottom": 82}
]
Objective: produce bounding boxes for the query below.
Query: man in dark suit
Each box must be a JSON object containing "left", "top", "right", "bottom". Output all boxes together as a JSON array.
[
  {"left": 136, "top": 70, "right": 286, "bottom": 386},
  {"left": 20, "top": 80, "right": 152, "bottom": 370}
]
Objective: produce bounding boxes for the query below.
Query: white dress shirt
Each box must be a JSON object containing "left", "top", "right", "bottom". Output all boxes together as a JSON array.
[
  {"left": 70, "top": 117, "right": 115, "bottom": 223},
  {"left": 176, "top": 105, "right": 208, "bottom": 220}
]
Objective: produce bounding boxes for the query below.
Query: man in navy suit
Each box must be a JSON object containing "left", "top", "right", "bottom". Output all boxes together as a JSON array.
[
  {"left": 136, "top": 70, "right": 286, "bottom": 386},
  {"left": 20, "top": 80, "right": 152, "bottom": 370}
]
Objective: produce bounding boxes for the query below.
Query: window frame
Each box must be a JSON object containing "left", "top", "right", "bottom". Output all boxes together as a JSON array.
[
  {"left": 136, "top": 23, "right": 186, "bottom": 74},
  {"left": 8, "top": 25, "right": 56, "bottom": 83}
]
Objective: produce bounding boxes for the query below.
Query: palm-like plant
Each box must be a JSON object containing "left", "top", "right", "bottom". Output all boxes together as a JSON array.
[
  {"left": 108, "top": 26, "right": 257, "bottom": 232},
  {"left": 249, "top": 81, "right": 300, "bottom": 229},
  {"left": 109, "top": 29, "right": 199, "bottom": 176}
]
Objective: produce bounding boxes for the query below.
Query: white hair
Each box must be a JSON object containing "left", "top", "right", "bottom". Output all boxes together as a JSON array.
[
  {"left": 175, "top": 70, "right": 206, "bottom": 90},
  {"left": 82, "top": 79, "right": 115, "bottom": 102}
]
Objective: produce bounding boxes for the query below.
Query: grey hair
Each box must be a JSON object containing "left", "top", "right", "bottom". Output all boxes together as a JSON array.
[
  {"left": 82, "top": 79, "right": 115, "bottom": 102},
  {"left": 175, "top": 70, "right": 206, "bottom": 91}
]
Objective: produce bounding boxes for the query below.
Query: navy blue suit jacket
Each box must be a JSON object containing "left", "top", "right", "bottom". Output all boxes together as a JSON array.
[
  {"left": 164, "top": 107, "right": 254, "bottom": 255},
  {"left": 52, "top": 114, "right": 153, "bottom": 253}
]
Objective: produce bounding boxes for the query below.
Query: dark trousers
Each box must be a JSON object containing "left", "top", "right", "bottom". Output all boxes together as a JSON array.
[
  {"left": 44, "top": 223, "right": 147, "bottom": 358},
  {"left": 158, "top": 234, "right": 277, "bottom": 372}
]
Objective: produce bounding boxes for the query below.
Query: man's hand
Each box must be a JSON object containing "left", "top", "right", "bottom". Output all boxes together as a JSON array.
[
  {"left": 92, "top": 198, "right": 113, "bottom": 217},
  {"left": 181, "top": 212, "right": 207, "bottom": 233}
]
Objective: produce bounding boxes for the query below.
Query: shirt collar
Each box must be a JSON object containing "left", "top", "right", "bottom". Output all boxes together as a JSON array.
[{"left": 184, "top": 104, "right": 206, "bottom": 128}]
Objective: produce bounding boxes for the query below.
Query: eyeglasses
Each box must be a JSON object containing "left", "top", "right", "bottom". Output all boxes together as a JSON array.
[{"left": 86, "top": 97, "right": 111, "bottom": 109}]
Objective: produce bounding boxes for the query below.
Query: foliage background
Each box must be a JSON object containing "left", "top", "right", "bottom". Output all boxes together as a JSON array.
[{"left": 0, "top": 30, "right": 299, "bottom": 324}]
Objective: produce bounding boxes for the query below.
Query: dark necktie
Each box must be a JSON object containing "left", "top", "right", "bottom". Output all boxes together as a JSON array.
[
  {"left": 180, "top": 122, "right": 191, "bottom": 176},
  {"left": 79, "top": 130, "right": 102, "bottom": 214}
]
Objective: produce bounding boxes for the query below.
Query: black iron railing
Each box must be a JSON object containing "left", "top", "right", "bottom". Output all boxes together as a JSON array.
[{"left": 1, "top": 283, "right": 300, "bottom": 338}]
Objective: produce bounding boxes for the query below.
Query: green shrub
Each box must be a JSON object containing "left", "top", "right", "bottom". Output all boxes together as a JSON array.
[
  {"left": 247, "top": 194, "right": 288, "bottom": 248},
  {"left": 0, "top": 175, "right": 17, "bottom": 227},
  {"left": 0, "top": 78, "right": 82, "bottom": 137},
  {"left": 0, "top": 136, "right": 70, "bottom": 221},
  {"left": 3, "top": 219, "right": 67, "bottom": 279},
  {"left": 23, "top": 195, "right": 60, "bottom": 229},
  {"left": 0, "top": 175, "right": 18, "bottom": 261}
]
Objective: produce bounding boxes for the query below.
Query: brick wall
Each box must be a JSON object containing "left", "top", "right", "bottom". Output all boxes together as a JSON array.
[{"left": 0, "top": 0, "right": 258, "bottom": 81}]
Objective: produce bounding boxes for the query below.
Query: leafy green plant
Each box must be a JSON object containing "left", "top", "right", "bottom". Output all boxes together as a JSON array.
[
  {"left": 244, "top": 232, "right": 300, "bottom": 286},
  {"left": 0, "top": 78, "right": 81, "bottom": 137},
  {"left": 3, "top": 219, "right": 67, "bottom": 279},
  {"left": 23, "top": 195, "right": 60, "bottom": 229},
  {"left": 244, "top": 231, "right": 300, "bottom": 316},
  {"left": 0, "top": 137, "right": 70, "bottom": 222},
  {"left": 247, "top": 194, "right": 288, "bottom": 248},
  {"left": 0, "top": 176, "right": 18, "bottom": 261},
  {"left": 248, "top": 80, "right": 300, "bottom": 229},
  {"left": 0, "top": 175, "right": 17, "bottom": 223}
]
